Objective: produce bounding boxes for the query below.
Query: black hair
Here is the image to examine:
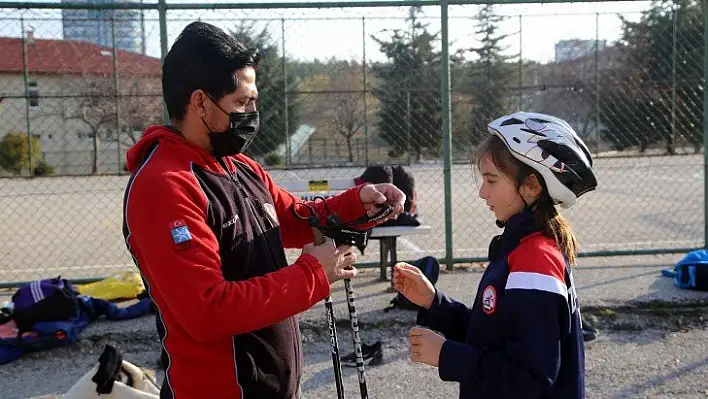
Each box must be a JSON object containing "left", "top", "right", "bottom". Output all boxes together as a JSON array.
[
  {"left": 358, "top": 165, "right": 418, "bottom": 213},
  {"left": 359, "top": 165, "right": 393, "bottom": 185},
  {"left": 391, "top": 165, "right": 417, "bottom": 213},
  {"left": 162, "top": 21, "right": 261, "bottom": 121}
]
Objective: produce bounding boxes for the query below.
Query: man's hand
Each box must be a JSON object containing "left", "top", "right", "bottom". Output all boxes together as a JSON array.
[
  {"left": 302, "top": 238, "right": 357, "bottom": 284},
  {"left": 359, "top": 183, "right": 406, "bottom": 221},
  {"left": 408, "top": 326, "right": 445, "bottom": 367}
]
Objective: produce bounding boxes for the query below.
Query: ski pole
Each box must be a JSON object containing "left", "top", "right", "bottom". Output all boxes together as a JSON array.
[
  {"left": 311, "top": 226, "right": 346, "bottom": 399},
  {"left": 344, "top": 278, "right": 368, "bottom": 399}
]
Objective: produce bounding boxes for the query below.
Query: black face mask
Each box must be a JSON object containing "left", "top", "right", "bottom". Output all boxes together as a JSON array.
[{"left": 202, "top": 97, "right": 260, "bottom": 157}]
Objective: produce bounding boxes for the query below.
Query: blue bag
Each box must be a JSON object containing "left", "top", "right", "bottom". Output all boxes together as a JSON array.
[{"left": 673, "top": 250, "right": 708, "bottom": 291}]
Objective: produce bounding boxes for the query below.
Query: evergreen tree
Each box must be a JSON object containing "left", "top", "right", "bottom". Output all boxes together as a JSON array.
[
  {"left": 600, "top": 0, "right": 703, "bottom": 153},
  {"left": 463, "top": 5, "right": 516, "bottom": 145},
  {"left": 370, "top": 6, "right": 442, "bottom": 159},
  {"left": 230, "top": 22, "right": 300, "bottom": 158}
]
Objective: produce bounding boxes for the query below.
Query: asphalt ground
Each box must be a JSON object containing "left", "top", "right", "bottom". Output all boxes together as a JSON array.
[
  {"left": 2, "top": 255, "right": 708, "bottom": 398},
  {"left": 0, "top": 154, "right": 702, "bottom": 284}
]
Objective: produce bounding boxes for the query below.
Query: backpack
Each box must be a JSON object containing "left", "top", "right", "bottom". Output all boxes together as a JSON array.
[
  {"left": 11, "top": 276, "right": 83, "bottom": 330},
  {"left": 384, "top": 256, "right": 440, "bottom": 312},
  {"left": 670, "top": 250, "right": 708, "bottom": 291}
]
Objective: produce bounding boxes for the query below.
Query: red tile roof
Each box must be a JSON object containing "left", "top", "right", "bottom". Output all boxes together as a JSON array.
[{"left": 0, "top": 36, "right": 161, "bottom": 77}]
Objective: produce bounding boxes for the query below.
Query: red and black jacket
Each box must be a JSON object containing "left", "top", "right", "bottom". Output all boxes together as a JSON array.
[{"left": 122, "top": 125, "right": 369, "bottom": 398}]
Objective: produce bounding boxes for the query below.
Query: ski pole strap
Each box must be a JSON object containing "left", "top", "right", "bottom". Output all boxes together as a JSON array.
[{"left": 291, "top": 197, "right": 393, "bottom": 253}]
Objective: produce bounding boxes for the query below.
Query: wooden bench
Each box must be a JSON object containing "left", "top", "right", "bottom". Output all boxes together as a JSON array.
[{"left": 277, "top": 178, "right": 431, "bottom": 282}]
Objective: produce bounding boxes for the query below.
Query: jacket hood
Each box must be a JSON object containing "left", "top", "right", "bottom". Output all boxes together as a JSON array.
[{"left": 125, "top": 125, "right": 218, "bottom": 173}]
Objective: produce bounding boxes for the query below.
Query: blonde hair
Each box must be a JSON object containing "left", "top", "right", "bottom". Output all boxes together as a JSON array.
[{"left": 474, "top": 135, "right": 579, "bottom": 265}]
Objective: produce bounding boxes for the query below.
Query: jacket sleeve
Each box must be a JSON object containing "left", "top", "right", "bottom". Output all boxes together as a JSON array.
[
  {"left": 416, "top": 289, "right": 472, "bottom": 342},
  {"left": 125, "top": 169, "right": 332, "bottom": 343},
  {"left": 436, "top": 241, "right": 571, "bottom": 398},
  {"left": 236, "top": 156, "right": 374, "bottom": 248}
]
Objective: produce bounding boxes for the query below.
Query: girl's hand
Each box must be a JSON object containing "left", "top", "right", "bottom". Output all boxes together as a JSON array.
[
  {"left": 392, "top": 262, "right": 436, "bottom": 309},
  {"left": 408, "top": 326, "right": 445, "bottom": 367}
]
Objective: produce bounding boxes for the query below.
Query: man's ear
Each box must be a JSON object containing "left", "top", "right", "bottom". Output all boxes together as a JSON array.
[{"left": 189, "top": 89, "right": 208, "bottom": 118}]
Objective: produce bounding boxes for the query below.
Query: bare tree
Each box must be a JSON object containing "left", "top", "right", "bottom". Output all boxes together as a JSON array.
[
  {"left": 51, "top": 72, "right": 161, "bottom": 174},
  {"left": 524, "top": 41, "right": 620, "bottom": 151},
  {"left": 330, "top": 62, "right": 377, "bottom": 162}
]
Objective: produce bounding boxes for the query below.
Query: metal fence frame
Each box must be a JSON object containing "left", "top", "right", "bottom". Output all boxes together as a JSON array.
[{"left": 0, "top": 0, "right": 706, "bottom": 285}]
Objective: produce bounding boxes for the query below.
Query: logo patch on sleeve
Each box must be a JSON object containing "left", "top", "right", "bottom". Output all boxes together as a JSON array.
[
  {"left": 170, "top": 220, "right": 192, "bottom": 245},
  {"left": 482, "top": 285, "right": 497, "bottom": 315}
]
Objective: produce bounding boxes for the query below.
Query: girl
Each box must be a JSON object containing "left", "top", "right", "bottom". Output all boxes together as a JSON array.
[{"left": 393, "top": 112, "right": 597, "bottom": 399}]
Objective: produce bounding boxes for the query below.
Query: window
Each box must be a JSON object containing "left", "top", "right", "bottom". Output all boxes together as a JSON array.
[{"left": 28, "top": 81, "right": 39, "bottom": 108}]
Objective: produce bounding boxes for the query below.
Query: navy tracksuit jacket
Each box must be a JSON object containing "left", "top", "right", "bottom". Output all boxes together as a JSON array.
[{"left": 417, "top": 210, "right": 585, "bottom": 398}]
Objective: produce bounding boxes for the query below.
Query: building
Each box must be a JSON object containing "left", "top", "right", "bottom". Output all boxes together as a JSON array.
[
  {"left": 524, "top": 45, "right": 623, "bottom": 151},
  {"left": 554, "top": 39, "right": 606, "bottom": 63},
  {"left": 62, "top": 0, "right": 145, "bottom": 54},
  {"left": 0, "top": 34, "right": 162, "bottom": 176}
]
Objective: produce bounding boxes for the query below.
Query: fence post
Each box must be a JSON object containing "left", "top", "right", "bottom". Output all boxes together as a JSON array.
[
  {"left": 20, "top": 16, "right": 33, "bottom": 177},
  {"left": 158, "top": 0, "right": 169, "bottom": 125},
  {"left": 518, "top": 14, "right": 522, "bottom": 109},
  {"left": 440, "top": 0, "right": 453, "bottom": 270},
  {"left": 111, "top": 14, "right": 122, "bottom": 174},
  {"left": 703, "top": 2, "right": 708, "bottom": 248},
  {"left": 362, "top": 16, "right": 369, "bottom": 166},
  {"left": 594, "top": 12, "right": 600, "bottom": 150},
  {"left": 282, "top": 18, "right": 291, "bottom": 166}
]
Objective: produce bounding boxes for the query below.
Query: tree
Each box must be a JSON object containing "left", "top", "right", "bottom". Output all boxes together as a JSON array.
[
  {"left": 371, "top": 6, "right": 442, "bottom": 160},
  {"left": 601, "top": 0, "right": 703, "bottom": 153},
  {"left": 295, "top": 62, "right": 378, "bottom": 163},
  {"left": 230, "top": 22, "right": 300, "bottom": 159},
  {"left": 58, "top": 73, "right": 162, "bottom": 174},
  {"left": 460, "top": 5, "right": 516, "bottom": 146},
  {"left": 521, "top": 41, "right": 613, "bottom": 152},
  {"left": 330, "top": 61, "right": 378, "bottom": 162},
  {"left": 0, "top": 131, "right": 42, "bottom": 175}
]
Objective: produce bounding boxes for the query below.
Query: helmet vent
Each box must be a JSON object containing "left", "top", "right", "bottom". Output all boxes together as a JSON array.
[{"left": 500, "top": 118, "right": 524, "bottom": 126}]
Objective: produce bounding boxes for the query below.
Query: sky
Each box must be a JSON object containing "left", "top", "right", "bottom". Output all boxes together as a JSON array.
[{"left": 0, "top": 0, "right": 654, "bottom": 64}]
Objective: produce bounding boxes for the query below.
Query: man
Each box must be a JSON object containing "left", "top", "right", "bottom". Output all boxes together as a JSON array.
[{"left": 122, "top": 21, "right": 405, "bottom": 399}]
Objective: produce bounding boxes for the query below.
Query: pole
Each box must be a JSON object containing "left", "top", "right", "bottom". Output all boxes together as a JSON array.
[
  {"left": 670, "top": 5, "right": 677, "bottom": 155},
  {"left": 703, "top": 0, "right": 708, "bottom": 247},
  {"left": 362, "top": 16, "right": 369, "bottom": 166},
  {"left": 112, "top": 15, "right": 122, "bottom": 174},
  {"left": 595, "top": 13, "right": 600, "bottom": 149},
  {"left": 282, "top": 18, "right": 291, "bottom": 166},
  {"left": 140, "top": 0, "right": 147, "bottom": 55},
  {"left": 406, "top": 90, "right": 411, "bottom": 164},
  {"left": 441, "top": 0, "right": 453, "bottom": 270},
  {"left": 158, "top": 0, "right": 169, "bottom": 124},
  {"left": 21, "top": 17, "right": 33, "bottom": 177},
  {"left": 518, "top": 14, "right": 522, "bottom": 109}
]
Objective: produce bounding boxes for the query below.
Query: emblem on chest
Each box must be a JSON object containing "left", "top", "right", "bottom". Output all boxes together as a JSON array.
[{"left": 482, "top": 285, "right": 497, "bottom": 315}]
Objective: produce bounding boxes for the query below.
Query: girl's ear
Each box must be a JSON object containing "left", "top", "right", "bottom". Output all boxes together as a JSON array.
[{"left": 521, "top": 174, "right": 543, "bottom": 201}]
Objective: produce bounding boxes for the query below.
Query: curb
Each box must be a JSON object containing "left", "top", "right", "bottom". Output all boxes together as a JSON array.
[{"left": 73, "top": 297, "right": 708, "bottom": 345}]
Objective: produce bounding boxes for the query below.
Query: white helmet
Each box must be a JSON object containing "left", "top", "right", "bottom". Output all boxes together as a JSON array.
[{"left": 487, "top": 111, "right": 597, "bottom": 209}]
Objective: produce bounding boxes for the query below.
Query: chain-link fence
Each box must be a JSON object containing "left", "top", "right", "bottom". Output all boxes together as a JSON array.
[{"left": 0, "top": 0, "right": 704, "bottom": 285}]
